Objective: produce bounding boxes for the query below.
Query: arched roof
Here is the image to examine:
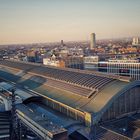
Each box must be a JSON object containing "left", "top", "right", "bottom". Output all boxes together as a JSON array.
[
  {"left": 23, "top": 96, "right": 44, "bottom": 104},
  {"left": 22, "top": 80, "right": 140, "bottom": 125},
  {"left": 0, "top": 60, "right": 131, "bottom": 97},
  {"left": 91, "top": 80, "right": 140, "bottom": 124},
  {"left": 0, "top": 60, "right": 138, "bottom": 121}
]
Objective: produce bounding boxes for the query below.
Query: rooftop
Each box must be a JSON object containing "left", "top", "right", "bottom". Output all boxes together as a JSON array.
[
  {"left": 0, "top": 60, "right": 133, "bottom": 116},
  {"left": 16, "top": 104, "right": 67, "bottom": 135}
]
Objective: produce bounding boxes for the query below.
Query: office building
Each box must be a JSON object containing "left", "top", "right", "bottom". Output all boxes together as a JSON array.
[
  {"left": 90, "top": 33, "right": 96, "bottom": 49},
  {"left": 98, "top": 60, "right": 140, "bottom": 80},
  {"left": 132, "top": 37, "right": 139, "bottom": 46},
  {"left": 84, "top": 56, "right": 99, "bottom": 70}
]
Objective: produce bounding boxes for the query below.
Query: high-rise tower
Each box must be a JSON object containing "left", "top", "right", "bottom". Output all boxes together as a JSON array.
[
  {"left": 90, "top": 33, "right": 96, "bottom": 50},
  {"left": 61, "top": 40, "right": 64, "bottom": 47}
]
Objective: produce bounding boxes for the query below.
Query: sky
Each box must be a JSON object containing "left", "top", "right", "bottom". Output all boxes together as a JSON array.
[{"left": 0, "top": 0, "right": 140, "bottom": 44}]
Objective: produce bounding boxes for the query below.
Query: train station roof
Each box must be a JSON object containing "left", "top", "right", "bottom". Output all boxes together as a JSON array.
[{"left": 0, "top": 60, "right": 138, "bottom": 117}]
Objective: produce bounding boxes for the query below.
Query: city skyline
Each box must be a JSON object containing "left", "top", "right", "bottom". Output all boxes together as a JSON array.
[{"left": 0, "top": 0, "right": 140, "bottom": 44}]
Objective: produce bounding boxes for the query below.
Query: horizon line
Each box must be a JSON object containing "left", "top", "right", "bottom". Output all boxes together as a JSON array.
[{"left": 0, "top": 35, "right": 139, "bottom": 46}]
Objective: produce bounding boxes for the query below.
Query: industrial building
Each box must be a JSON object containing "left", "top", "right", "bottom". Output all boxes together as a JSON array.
[{"left": 0, "top": 60, "right": 140, "bottom": 139}]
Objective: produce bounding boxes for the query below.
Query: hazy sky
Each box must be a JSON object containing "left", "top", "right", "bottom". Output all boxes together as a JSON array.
[{"left": 0, "top": 0, "right": 140, "bottom": 44}]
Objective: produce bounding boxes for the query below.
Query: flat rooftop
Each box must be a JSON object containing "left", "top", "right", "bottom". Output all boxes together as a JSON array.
[{"left": 16, "top": 104, "right": 67, "bottom": 136}]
